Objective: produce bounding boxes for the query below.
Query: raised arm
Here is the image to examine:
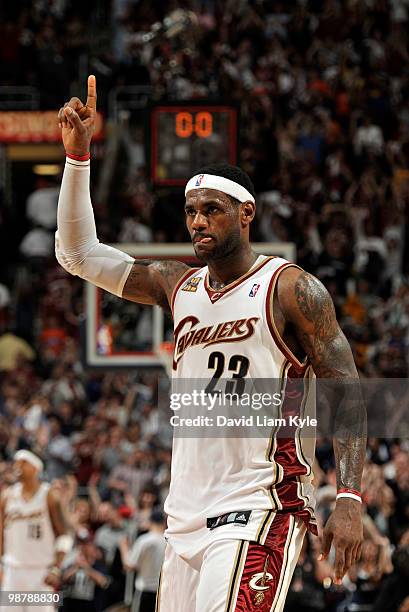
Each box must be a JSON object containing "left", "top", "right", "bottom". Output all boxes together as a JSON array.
[
  {"left": 276, "top": 266, "right": 366, "bottom": 584},
  {"left": 56, "top": 75, "right": 189, "bottom": 310}
]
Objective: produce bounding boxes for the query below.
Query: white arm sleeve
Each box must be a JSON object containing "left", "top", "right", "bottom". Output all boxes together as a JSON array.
[{"left": 55, "top": 158, "right": 134, "bottom": 297}]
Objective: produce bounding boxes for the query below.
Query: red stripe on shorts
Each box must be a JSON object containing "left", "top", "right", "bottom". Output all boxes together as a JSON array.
[{"left": 234, "top": 513, "right": 293, "bottom": 611}]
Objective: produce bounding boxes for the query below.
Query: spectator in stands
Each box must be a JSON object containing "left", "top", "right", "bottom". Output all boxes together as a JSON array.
[
  {"left": 44, "top": 413, "right": 75, "bottom": 480},
  {"left": 372, "top": 529, "right": 409, "bottom": 612},
  {"left": 120, "top": 510, "right": 166, "bottom": 612},
  {"left": 94, "top": 502, "right": 130, "bottom": 608},
  {"left": 60, "top": 530, "right": 110, "bottom": 612},
  {"left": 0, "top": 331, "right": 35, "bottom": 372},
  {"left": 354, "top": 115, "right": 385, "bottom": 157},
  {"left": 94, "top": 502, "right": 128, "bottom": 568},
  {"left": 25, "top": 175, "right": 59, "bottom": 231},
  {"left": 107, "top": 447, "right": 155, "bottom": 507}
]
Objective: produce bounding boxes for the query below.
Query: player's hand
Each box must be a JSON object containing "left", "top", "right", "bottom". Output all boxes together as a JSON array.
[
  {"left": 76, "top": 553, "right": 89, "bottom": 568},
  {"left": 318, "top": 498, "right": 363, "bottom": 585},
  {"left": 44, "top": 569, "right": 61, "bottom": 589},
  {"left": 58, "top": 75, "right": 97, "bottom": 157}
]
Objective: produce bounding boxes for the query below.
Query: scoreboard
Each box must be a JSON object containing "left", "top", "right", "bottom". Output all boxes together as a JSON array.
[{"left": 150, "top": 103, "right": 238, "bottom": 186}]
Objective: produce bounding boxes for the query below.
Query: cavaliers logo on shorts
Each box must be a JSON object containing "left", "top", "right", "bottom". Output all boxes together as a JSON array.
[{"left": 248, "top": 556, "right": 273, "bottom": 606}]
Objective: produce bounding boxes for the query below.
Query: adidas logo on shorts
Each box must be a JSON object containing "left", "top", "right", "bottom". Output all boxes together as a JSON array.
[{"left": 207, "top": 510, "right": 251, "bottom": 530}]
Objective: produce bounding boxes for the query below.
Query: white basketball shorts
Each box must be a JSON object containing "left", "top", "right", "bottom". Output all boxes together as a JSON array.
[
  {"left": 1, "top": 565, "right": 55, "bottom": 612},
  {"left": 156, "top": 512, "right": 307, "bottom": 612}
]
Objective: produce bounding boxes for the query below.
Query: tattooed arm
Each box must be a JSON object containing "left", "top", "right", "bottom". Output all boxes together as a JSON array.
[
  {"left": 276, "top": 267, "right": 366, "bottom": 583},
  {"left": 122, "top": 259, "right": 190, "bottom": 311}
]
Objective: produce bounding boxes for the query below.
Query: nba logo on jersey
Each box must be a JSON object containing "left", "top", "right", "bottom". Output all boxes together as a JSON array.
[
  {"left": 195, "top": 174, "right": 205, "bottom": 186},
  {"left": 249, "top": 283, "right": 260, "bottom": 297}
]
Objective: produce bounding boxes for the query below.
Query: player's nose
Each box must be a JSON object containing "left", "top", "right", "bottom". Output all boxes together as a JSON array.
[{"left": 191, "top": 212, "right": 208, "bottom": 230}]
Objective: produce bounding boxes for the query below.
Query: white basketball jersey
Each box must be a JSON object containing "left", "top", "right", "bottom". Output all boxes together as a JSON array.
[
  {"left": 3, "top": 482, "right": 55, "bottom": 568},
  {"left": 165, "top": 256, "right": 316, "bottom": 543}
]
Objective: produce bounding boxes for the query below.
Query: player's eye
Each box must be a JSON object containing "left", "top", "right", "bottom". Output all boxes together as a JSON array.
[
  {"left": 185, "top": 208, "right": 196, "bottom": 216},
  {"left": 207, "top": 206, "right": 219, "bottom": 214}
]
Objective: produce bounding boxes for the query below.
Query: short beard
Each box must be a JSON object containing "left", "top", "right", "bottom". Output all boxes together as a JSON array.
[{"left": 194, "top": 226, "right": 242, "bottom": 263}]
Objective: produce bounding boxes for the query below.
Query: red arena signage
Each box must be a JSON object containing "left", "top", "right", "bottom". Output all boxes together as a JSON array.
[{"left": 0, "top": 111, "right": 104, "bottom": 143}]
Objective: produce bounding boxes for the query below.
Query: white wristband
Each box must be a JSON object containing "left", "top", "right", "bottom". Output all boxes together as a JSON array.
[
  {"left": 336, "top": 492, "right": 362, "bottom": 503},
  {"left": 55, "top": 534, "right": 74, "bottom": 553}
]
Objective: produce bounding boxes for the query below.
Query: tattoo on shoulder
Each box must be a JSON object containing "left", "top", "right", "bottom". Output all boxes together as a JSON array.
[
  {"left": 294, "top": 272, "right": 356, "bottom": 378},
  {"left": 151, "top": 260, "right": 190, "bottom": 289},
  {"left": 124, "top": 259, "right": 189, "bottom": 310},
  {"left": 295, "top": 272, "right": 337, "bottom": 340}
]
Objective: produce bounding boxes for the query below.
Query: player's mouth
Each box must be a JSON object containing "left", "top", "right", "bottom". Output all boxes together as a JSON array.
[{"left": 193, "top": 234, "right": 215, "bottom": 245}]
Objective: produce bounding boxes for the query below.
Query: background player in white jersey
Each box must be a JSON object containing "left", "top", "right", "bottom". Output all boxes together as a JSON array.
[
  {"left": 56, "top": 76, "right": 366, "bottom": 611},
  {"left": 0, "top": 450, "right": 73, "bottom": 612}
]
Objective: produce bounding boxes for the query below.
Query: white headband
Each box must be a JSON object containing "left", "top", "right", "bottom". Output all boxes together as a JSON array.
[
  {"left": 185, "top": 174, "right": 255, "bottom": 204},
  {"left": 14, "top": 450, "right": 43, "bottom": 472}
]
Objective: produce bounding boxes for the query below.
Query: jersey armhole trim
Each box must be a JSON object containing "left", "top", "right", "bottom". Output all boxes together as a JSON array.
[
  {"left": 170, "top": 267, "right": 201, "bottom": 316},
  {"left": 265, "top": 263, "right": 309, "bottom": 374}
]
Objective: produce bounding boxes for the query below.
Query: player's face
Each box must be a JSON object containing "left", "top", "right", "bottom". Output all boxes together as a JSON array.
[
  {"left": 185, "top": 189, "right": 243, "bottom": 262},
  {"left": 14, "top": 459, "right": 37, "bottom": 481}
]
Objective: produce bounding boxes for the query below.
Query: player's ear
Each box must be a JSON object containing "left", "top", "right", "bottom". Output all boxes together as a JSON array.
[{"left": 240, "top": 201, "right": 256, "bottom": 227}]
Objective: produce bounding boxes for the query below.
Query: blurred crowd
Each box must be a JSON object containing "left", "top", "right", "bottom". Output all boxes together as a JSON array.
[{"left": 1, "top": 0, "right": 409, "bottom": 610}]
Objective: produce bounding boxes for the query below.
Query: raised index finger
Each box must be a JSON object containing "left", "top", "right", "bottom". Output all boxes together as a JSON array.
[{"left": 86, "top": 75, "right": 97, "bottom": 110}]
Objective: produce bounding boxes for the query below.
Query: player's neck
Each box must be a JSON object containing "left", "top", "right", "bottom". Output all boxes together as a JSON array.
[
  {"left": 207, "top": 244, "right": 257, "bottom": 289},
  {"left": 21, "top": 479, "right": 41, "bottom": 499}
]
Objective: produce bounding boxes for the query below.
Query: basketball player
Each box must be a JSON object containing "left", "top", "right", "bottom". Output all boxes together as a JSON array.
[
  {"left": 56, "top": 76, "right": 366, "bottom": 611},
  {"left": 0, "top": 450, "right": 73, "bottom": 612}
]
